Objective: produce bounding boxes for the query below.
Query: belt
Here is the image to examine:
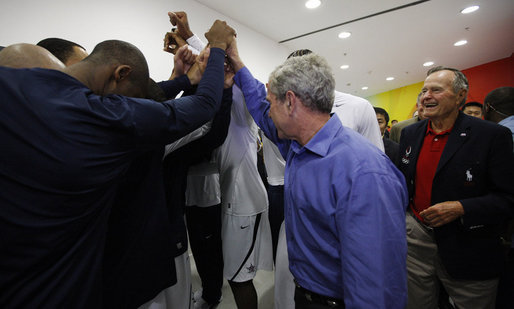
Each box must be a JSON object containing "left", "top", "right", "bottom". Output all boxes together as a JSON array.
[
  {"left": 294, "top": 280, "right": 344, "bottom": 308},
  {"left": 408, "top": 205, "right": 434, "bottom": 231}
]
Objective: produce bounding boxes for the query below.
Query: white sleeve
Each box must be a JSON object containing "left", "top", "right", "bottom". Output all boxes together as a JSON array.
[
  {"left": 332, "top": 91, "right": 384, "bottom": 152},
  {"left": 163, "top": 121, "right": 212, "bottom": 157},
  {"left": 357, "top": 100, "right": 385, "bottom": 152},
  {"left": 186, "top": 34, "right": 207, "bottom": 54}
]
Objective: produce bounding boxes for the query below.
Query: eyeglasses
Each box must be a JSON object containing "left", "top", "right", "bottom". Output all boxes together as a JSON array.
[{"left": 485, "top": 103, "right": 509, "bottom": 117}]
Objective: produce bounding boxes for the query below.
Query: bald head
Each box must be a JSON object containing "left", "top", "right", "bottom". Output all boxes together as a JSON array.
[{"left": 0, "top": 43, "right": 65, "bottom": 70}]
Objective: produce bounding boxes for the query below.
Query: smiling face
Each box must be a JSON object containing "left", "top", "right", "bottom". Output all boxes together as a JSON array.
[{"left": 420, "top": 70, "right": 465, "bottom": 122}]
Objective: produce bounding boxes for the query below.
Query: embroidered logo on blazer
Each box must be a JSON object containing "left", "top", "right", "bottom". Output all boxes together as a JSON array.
[
  {"left": 465, "top": 168, "right": 473, "bottom": 182},
  {"left": 402, "top": 146, "right": 412, "bottom": 164}
]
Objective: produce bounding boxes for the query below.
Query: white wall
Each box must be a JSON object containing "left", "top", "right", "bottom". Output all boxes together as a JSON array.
[{"left": 0, "top": 0, "right": 289, "bottom": 83}]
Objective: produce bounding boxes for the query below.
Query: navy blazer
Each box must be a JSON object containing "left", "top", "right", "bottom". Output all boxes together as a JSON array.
[{"left": 398, "top": 112, "right": 514, "bottom": 280}]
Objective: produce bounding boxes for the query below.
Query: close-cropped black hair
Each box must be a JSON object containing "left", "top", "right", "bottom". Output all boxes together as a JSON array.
[
  {"left": 287, "top": 49, "right": 313, "bottom": 59},
  {"left": 37, "top": 38, "right": 85, "bottom": 63},
  {"left": 374, "top": 107, "right": 390, "bottom": 124},
  {"left": 462, "top": 101, "right": 483, "bottom": 110}
]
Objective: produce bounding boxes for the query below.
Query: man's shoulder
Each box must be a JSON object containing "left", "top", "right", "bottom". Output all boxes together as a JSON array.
[
  {"left": 333, "top": 90, "right": 371, "bottom": 107},
  {"left": 459, "top": 113, "right": 511, "bottom": 136},
  {"left": 399, "top": 118, "right": 426, "bottom": 135},
  {"left": 393, "top": 117, "right": 419, "bottom": 130}
]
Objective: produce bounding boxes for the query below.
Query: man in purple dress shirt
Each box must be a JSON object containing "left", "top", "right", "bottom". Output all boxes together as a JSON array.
[{"left": 225, "top": 40, "right": 408, "bottom": 308}]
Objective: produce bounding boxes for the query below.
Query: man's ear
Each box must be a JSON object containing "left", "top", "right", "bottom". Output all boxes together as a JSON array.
[
  {"left": 285, "top": 90, "right": 296, "bottom": 110},
  {"left": 113, "top": 65, "right": 132, "bottom": 82},
  {"left": 456, "top": 89, "right": 467, "bottom": 106}
]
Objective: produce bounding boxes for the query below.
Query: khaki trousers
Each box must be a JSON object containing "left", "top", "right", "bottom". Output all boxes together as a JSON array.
[{"left": 406, "top": 212, "right": 498, "bottom": 309}]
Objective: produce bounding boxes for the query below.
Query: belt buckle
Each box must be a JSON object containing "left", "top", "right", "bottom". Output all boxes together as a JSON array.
[{"left": 326, "top": 299, "right": 339, "bottom": 307}]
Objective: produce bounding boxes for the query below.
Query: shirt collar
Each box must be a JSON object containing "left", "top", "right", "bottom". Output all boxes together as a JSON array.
[
  {"left": 425, "top": 120, "right": 454, "bottom": 136},
  {"left": 291, "top": 114, "right": 342, "bottom": 157}
]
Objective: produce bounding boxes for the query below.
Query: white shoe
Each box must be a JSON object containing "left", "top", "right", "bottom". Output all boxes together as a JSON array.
[
  {"left": 192, "top": 289, "right": 222, "bottom": 309},
  {"left": 193, "top": 289, "right": 203, "bottom": 303}
]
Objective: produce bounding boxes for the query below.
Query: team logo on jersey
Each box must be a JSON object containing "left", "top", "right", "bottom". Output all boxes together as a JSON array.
[
  {"left": 402, "top": 146, "right": 412, "bottom": 164},
  {"left": 246, "top": 263, "right": 256, "bottom": 273}
]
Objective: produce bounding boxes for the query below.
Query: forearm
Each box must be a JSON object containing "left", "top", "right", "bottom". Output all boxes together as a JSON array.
[
  {"left": 186, "top": 34, "right": 206, "bottom": 53},
  {"left": 188, "top": 87, "right": 233, "bottom": 156},
  {"left": 191, "top": 47, "right": 225, "bottom": 114},
  {"left": 461, "top": 194, "right": 514, "bottom": 227},
  {"left": 158, "top": 75, "right": 192, "bottom": 99},
  {"left": 163, "top": 122, "right": 212, "bottom": 157},
  {"left": 233, "top": 67, "right": 276, "bottom": 140}
]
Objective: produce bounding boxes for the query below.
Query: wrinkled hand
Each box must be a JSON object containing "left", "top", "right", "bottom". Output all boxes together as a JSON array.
[
  {"left": 163, "top": 30, "right": 188, "bottom": 54},
  {"left": 204, "top": 20, "right": 236, "bottom": 50},
  {"left": 419, "top": 201, "right": 465, "bottom": 227},
  {"left": 168, "top": 11, "right": 194, "bottom": 40},
  {"left": 225, "top": 38, "right": 244, "bottom": 73},
  {"left": 187, "top": 47, "right": 210, "bottom": 85},
  {"left": 170, "top": 45, "right": 196, "bottom": 80}
]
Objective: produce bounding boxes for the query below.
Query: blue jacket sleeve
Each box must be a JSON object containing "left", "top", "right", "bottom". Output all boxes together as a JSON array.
[
  {"left": 460, "top": 125, "right": 514, "bottom": 226},
  {"left": 177, "top": 87, "right": 233, "bottom": 163},
  {"left": 102, "top": 48, "right": 226, "bottom": 147},
  {"left": 157, "top": 75, "right": 192, "bottom": 99}
]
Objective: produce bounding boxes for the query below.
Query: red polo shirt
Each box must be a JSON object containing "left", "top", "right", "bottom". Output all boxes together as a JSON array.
[{"left": 411, "top": 122, "right": 453, "bottom": 222}]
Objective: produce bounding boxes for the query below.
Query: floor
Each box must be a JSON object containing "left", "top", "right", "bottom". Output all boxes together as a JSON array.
[{"left": 189, "top": 251, "right": 275, "bottom": 309}]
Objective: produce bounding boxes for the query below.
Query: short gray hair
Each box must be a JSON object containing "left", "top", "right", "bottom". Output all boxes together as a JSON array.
[
  {"left": 427, "top": 66, "right": 469, "bottom": 106},
  {"left": 268, "top": 53, "right": 335, "bottom": 114}
]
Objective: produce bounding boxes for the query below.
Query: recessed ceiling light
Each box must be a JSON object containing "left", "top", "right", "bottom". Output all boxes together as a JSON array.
[
  {"left": 461, "top": 5, "right": 479, "bottom": 14},
  {"left": 454, "top": 40, "right": 468, "bottom": 46},
  {"left": 362, "top": 86, "right": 369, "bottom": 90},
  {"left": 423, "top": 61, "right": 434, "bottom": 67},
  {"left": 338, "top": 31, "right": 352, "bottom": 39},
  {"left": 340, "top": 64, "right": 349, "bottom": 70},
  {"left": 386, "top": 77, "right": 395, "bottom": 81},
  {"left": 305, "top": 0, "right": 321, "bottom": 9}
]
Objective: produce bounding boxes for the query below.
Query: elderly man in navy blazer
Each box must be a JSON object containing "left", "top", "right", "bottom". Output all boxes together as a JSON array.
[{"left": 398, "top": 66, "right": 514, "bottom": 309}]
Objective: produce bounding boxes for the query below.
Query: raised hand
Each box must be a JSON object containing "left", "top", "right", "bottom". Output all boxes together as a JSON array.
[
  {"left": 170, "top": 45, "right": 197, "bottom": 80},
  {"left": 168, "top": 11, "right": 194, "bottom": 40},
  {"left": 204, "top": 20, "right": 236, "bottom": 50},
  {"left": 186, "top": 47, "right": 211, "bottom": 85},
  {"left": 225, "top": 38, "right": 244, "bottom": 73},
  {"left": 163, "top": 30, "right": 187, "bottom": 55}
]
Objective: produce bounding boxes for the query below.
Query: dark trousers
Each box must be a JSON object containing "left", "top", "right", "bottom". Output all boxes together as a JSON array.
[
  {"left": 267, "top": 184, "right": 284, "bottom": 262},
  {"left": 496, "top": 248, "right": 514, "bottom": 309},
  {"left": 185, "top": 204, "right": 223, "bottom": 304},
  {"left": 294, "top": 286, "right": 344, "bottom": 309}
]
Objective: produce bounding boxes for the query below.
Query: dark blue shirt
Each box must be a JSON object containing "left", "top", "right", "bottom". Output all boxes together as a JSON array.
[{"left": 0, "top": 48, "right": 225, "bottom": 308}]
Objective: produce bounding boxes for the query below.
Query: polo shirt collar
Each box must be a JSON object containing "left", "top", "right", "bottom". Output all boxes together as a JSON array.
[{"left": 426, "top": 120, "right": 454, "bottom": 136}]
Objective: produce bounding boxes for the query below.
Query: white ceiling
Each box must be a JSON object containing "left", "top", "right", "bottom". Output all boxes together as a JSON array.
[{"left": 195, "top": 0, "right": 514, "bottom": 97}]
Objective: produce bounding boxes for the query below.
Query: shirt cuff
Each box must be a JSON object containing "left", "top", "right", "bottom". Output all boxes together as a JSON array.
[{"left": 186, "top": 34, "right": 206, "bottom": 54}]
